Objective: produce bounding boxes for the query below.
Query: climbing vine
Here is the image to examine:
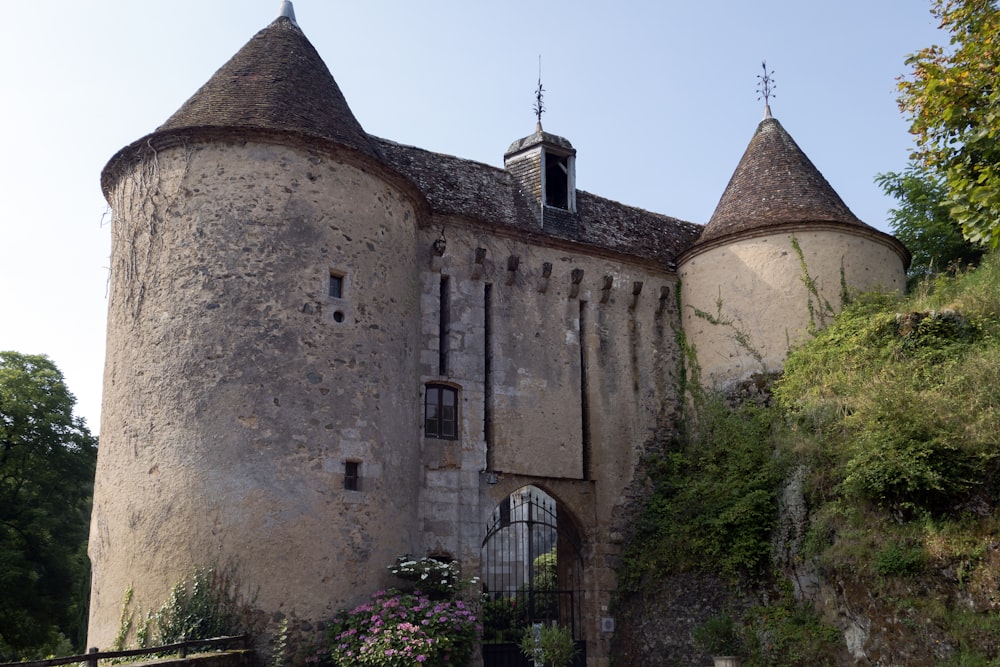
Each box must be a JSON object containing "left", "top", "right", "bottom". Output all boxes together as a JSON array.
[{"left": 108, "top": 141, "right": 193, "bottom": 321}]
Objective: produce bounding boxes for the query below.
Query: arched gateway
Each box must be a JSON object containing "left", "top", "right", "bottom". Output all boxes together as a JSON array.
[{"left": 481, "top": 486, "right": 586, "bottom": 666}]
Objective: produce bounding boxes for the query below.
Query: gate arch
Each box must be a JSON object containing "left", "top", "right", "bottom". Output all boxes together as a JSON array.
[{"left": 481, "top": 485, "right": 586, "bottom": 665}]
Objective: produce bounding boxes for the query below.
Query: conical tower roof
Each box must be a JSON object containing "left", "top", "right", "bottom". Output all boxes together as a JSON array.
[
  {"left": 103, "top": 5, "right": 376, "bottom": 194},
  {"left": 156, "top": 10, "right": 374, "bottom": 157},
  {"left": 696, "top": 115, "right": 864, "bottom": 245}
]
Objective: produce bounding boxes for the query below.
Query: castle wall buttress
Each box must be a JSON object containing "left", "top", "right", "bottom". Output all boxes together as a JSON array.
[{"left": 89, "top": 140, "right": 423, "bottom": 648}]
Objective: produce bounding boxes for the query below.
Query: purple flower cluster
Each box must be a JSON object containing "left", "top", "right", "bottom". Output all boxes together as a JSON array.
[{"left": 328, "top": 589, "right": 481, "bottom": 667}]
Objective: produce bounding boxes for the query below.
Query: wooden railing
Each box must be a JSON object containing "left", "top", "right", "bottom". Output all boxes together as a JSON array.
[{"left": 0, "top": 635, "right": 250, "bottom": 667}]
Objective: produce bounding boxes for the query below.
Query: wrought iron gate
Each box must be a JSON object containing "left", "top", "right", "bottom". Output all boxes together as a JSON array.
[{"left": 481, "top": 486, "right": 586, "bottom": 667}]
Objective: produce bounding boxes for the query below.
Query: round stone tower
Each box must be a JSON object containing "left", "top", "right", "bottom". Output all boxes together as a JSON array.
[
  {"left": 88, "top": 5, "right": 423, "bottom": 646},
  {"left": 677, "top": 108, "right": 909, "bottom": 386}
]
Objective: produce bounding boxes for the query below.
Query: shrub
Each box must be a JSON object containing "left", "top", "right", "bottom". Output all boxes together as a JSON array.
[
  {"left": 480, "top": 595, "right": 523, "bottom": 642},
  {"left": 875, "top": 541, "right": 926, "bottom": 577},
  {"left": 388, "top": 556, "right": 478, "bottom": 599},
  {"left": 113, "top": 564, "right": 259, "bottom": 651},
  {"left": 777, "top": 270, "right": 1000, "bottom": 517},
  {"left": 692, "top": 614, "right": 743, "bottom": 656},
  {"left": 155, "top": 564, "right": 258, "bottom": 643},
  {"left": 519, "top": 624, "right": 579, "bottom": 667},
  {"left": 617, "top": 396, "right": 790, "bottom": 591},
  {"left": 327, "top": 589, "right": 479, "bottom": 667},
  {"left": 747, "top": 596, "right": 841, "bottom": 665}
]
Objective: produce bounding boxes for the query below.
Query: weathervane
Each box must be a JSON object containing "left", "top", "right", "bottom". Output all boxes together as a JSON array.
[
  {"left": 757, "top": 61, "right": 776, "bottom": 118},
  {"left": 533, "top": 55, "right": 545, "bottom": 130}
]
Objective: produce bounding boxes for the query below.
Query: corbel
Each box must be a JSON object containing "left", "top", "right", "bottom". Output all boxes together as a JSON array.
[
  {"left": 471, "top": 247, "right": 487, "bottom": 280},
  {"left": 600, "top": 275, "right": 613, "bottom": 304},
  {"left": 505, "top": 255, "right": 520, "bottom": 286},
  {"left": 537, "top": 262, "right": 553, "bottom": 293},
  {"left": 569, "top": 268, "right": 585, "bottom": 299},
  {"left": 629, "top": 281, "right": 644, "bottom": 310},
  {"left": 657, "top": 285, "right": 671, "bottom": 314},
  {"left": 430, "top": 237, "right": 446, "bottom": 272}
]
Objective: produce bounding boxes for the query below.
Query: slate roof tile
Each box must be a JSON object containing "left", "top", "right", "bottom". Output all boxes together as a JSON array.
[
  {"left": 698, "top": 116, "right": 865, "bottom": 244},
  {"left": 374, "top": 138, "right": 701, "bottom": 264},
  {"left": 158, "top": 15, "right": 375, "bottom": 159}
]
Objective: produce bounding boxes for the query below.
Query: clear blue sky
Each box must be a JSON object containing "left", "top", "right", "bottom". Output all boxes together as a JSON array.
[{"left": 0, "top": 1, "right": 944, "bottom": 433}]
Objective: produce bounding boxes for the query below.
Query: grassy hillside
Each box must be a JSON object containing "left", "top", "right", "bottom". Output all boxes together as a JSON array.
[{"left": 615, "top": 254, "right": 1000, "bottom": 666}]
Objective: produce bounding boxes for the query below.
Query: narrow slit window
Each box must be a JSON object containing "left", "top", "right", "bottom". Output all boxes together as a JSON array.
[
  {"left": 344, "top": 461, "right": 360, "bottom": 491},
  {"left": 424, "top": 384, "right": 458, "bottom": 439},
  {"left": 439, "top": 275, "right": 450, "bottom": 375},
  {"left": 329, "top": 272, "right": 344, "bottom": 299}
]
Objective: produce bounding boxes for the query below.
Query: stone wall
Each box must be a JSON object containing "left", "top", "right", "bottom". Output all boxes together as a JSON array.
[
  {"left": 678, "top": 226, "right": 907, "bottom": 387},
  {"left": 90, "top": 133, "right": 688, "bottom": 667},
  {"left": 416, "top": 220, "right": 684, "bottom": 666},
  {"left": 89, "top": 140, "right": 423, "bottom": 648}
]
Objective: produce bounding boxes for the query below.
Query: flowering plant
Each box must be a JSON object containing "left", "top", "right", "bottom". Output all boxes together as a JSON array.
[
  {"left": 388, "top": 556, "right": 469, "bottom": 598},
  {"left": 327, "top": 589, "right": 480, "bottom": 667},
  {"left": 519, "top": 624, "right": 579, "bottom": 667}
]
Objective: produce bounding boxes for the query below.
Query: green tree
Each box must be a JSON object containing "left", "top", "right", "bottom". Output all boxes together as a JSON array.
[
  {"left": 875, "top": 164, "right": 984, "bottom": 281},
  {"left": 0, "top": 352, "right": 97, "bottom": 660},
  {"left": 898, "top": 0, "right": 1000, "bottom": 249}
]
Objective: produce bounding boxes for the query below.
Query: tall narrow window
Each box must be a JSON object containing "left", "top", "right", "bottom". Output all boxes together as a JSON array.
[
  {"left": 484, "top": 283, "right": 494, "bottom": 470},
  {"left": 425, "top": 384, "right": 458, "bottom": 439},
  {"left": 483, "top": 283, "right": 493, "bottom": 470},
  {"left": 329, "top": 272, "right": 344, "bottom": 299},
  {"left": 439, "top": 275, "right": 450, "bottom": 375},
  {"left": 344, "top": 461, "right": 360, "bottom": 491},
  {"left": 579, "top": 300, "right": 590, "bottom": 480}
]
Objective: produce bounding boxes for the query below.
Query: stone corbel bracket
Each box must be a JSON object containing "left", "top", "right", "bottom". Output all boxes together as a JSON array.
[
  {"left": 656, "top": 285, "right": 670, "bottom": 314},
  {"left": 600, "top": 275, "right": 613, "bottom": 304},
  {"left": 537, "top": 262, "right": 553, "bottom": 293},
  {"left": 505, "top": 255, "right": 520, "bottom": 286},
  {"left": 471, "top": 247, "right": 487, "bottom": 280},
  {"left": 629, "top": 281, "right": 643, "bottom": 310},
  {"left": 569, "top": 268, "right": 584, "bottom": 299}
]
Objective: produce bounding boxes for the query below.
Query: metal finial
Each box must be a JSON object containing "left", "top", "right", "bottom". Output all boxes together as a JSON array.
[
  {"left": 757, "top": 61, "right": 776, "bottom": 118},
  {"left": 533, "top": 55, "right": 545, "bottom": 130},
  {"left": 278, "top": 1, "right": 298, "bottom": 26}
]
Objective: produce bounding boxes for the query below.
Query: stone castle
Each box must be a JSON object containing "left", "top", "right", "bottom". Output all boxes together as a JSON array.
[{"left": 87, "top": 4, "right": 908, "bottom": 665}]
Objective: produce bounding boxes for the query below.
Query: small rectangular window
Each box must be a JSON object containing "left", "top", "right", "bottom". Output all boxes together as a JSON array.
[
  {"left": 344, "top": 461, "right": 360, "bottom": 491},
  {"left": 425, "top": 384, "right": 458, "bottom": 439},
  {"left": 329, "top": 272, "right": 344, "bottom": 299}
]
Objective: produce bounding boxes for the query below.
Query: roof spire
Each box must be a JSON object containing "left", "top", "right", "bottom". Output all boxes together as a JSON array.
[
  {"left": 278, "top": 0, "right": 297, "bottom": 26},
  {"left": 533, "top": 55, "right": 545, "bottom": 131},
  {"left": 757, "top": 60, "right": 776, "bottom": 119}
]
